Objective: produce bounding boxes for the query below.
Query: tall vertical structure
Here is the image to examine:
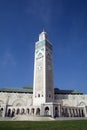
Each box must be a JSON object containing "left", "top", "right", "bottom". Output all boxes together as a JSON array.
[{"left": 33, "top": 30, "right": 54, "bottom": 106}]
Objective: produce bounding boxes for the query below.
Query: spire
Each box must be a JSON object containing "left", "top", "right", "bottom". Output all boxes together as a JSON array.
[
  {"left": 39, "top": 28, "right": 48, "bottom": 41},
  {"left": 43, "top": 28, "right": 45, "bottom": 33}
]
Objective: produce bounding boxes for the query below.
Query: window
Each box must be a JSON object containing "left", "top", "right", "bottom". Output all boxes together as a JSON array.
[
  {"left": 38, "top": 94, "right": 40, "bottom": 97},
  {"left": 49, "top": 94, "right": 51, "bottom": 98}
]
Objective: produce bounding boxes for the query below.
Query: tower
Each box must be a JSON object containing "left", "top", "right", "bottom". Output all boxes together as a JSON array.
[{"left": 33, "top": 30, "right": 54, "bottom": 106}]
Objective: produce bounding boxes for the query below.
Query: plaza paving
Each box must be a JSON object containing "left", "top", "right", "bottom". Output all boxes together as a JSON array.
[{"left": 0, "top": 116, "right": 87, "bottom": 121}]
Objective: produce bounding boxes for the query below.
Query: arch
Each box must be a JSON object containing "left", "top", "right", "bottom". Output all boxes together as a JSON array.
[
  {"left": 0, "top": 100, "right": 4, "bottom": 107},
  {"left": 12, "top": 99, "right": 25, "bottom": 107},
  {"left": 7, "top": 109, "right": 11, "bottom": 117},
  {"left": 36, "top": 108, "right": 40, "bottom": 115},
  {"left": 45, "top": 106, "right": 49, "bottom": 116},
  {"left": 16, "top": 108, "right": 20, "bottom": 115},
  {"left": 31, "top": 108, "right": 35, "bottom": 115},
  {"left": 21, "top": 108, "right": 25, "bottom": 114},
  {"left": 55, "top": 107, "right": 58, "bottom": 110},
  {"left": 0, "top": 108, "right": 3, "bottom": 111},
  {"left": 45, "top": 107, "right": 49, "bottom": 111},
  {"left": 0, "top": 108, "right": 4, "bottom": 117},
  {"left": 54, "top": 107, "right": 58, "bottom": 117},
  {"left": 78, "top": 102, "right": 86, "bottom": 106},
  {"left": 16, "top": 103, "right": 22, "bottom": 106},
  {"left": 26, "top": 108, "right": 30, "bottom": 114},
  {"left": 63, "top": 100, "right": 71, "bottom": 106},
  {"left": 11, "top": 108, "right": 15, "bottom": 117}
]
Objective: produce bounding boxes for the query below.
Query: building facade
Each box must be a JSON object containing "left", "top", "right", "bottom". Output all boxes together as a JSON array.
[{"left": 0, "top": 31, "right": 87, "bottom": 119}]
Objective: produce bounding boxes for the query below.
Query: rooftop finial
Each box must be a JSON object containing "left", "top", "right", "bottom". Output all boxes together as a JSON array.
[
  {"left": 43, "top": 28, "right": 45, "bottom": 33},
  {"left": 39, "top": 28, "right": 48, "bottom": 41}
]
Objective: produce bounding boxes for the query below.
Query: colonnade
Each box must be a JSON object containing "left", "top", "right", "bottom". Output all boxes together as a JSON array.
[
  {"left": 6, "top": 107, "right": 40, "bottom": 117},
  {"left": 61, "top": 107, "right": 85, "bottom": 117},
  {"left": 0, "top": 106, "right": 86, "bottom": 118}
]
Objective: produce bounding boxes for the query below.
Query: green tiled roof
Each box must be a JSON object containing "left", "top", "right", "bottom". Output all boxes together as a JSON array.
[
  {"left": 0, "top": 87, "right": 83, "bottom": 95},
  {"left": 0, "top": 87, "right": 33, "bottom": 93},
  {"left": 54, "top": 88, "right": 83, "bottom": 95}
]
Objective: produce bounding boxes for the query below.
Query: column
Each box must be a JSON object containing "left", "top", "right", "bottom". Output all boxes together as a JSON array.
[
  {"left": 58, "top": 104, "right": 61, "bottom": 117},
  {"left": 67, "top": 108, "right": 70, "bottom": 117}
]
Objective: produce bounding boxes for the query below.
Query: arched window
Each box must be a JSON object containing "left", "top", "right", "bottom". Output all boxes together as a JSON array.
[
  {"left": 36, "top": 108, "right": 40, "bottom": 115},
  {"left": 78, "top": 102, "right": 86, "bottom": 106},
  {"left": 55, "top": 107, "right": 58, "bottom": 117},
  {"left": 26, "top": 108, "right": 30, "bottom": 114},
  {"left": 21, "top": 108, "right": 25, "bottom": 114},
  {"left": 38, "top": 94, "right": 40, "bottom": 97},
  {"left": 31, "top": 108, "right": 34, "bottom": 115},
  {"left": 11, "top": 109, "right": 15, "bottom": 117},
  {"left": 45, "top": 107, "right": 49, "bottom": 116},
  {"left": 7, "top": 109, "right": 11, "bottom": 117},
  {"left": 55, "top": 107, "right": 58, "bottom": 110},
  {"left": 16, "top": 108, "right": 20, "bottom": 115},
  {"left": 0, "top": 108, "right": 3, "bottom": 117}
]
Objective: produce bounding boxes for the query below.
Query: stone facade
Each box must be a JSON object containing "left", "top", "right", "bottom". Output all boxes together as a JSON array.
[
  {"left": 0, "top": 31, "right": 87, "bottom": 119},
  {"left": 0, "top": 91, "right": 87, "bottom": 118}
]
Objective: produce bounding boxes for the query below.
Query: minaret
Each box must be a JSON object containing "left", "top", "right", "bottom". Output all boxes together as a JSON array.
[{"left": 33, "top": 30, "right": 54, "bottom": 106}]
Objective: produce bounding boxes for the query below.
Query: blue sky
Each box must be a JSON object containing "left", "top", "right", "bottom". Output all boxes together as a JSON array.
[{"left": 0, "top": 0, "right": 87, "bottom": 93}]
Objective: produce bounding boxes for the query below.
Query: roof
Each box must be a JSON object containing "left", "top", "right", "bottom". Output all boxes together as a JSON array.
[
  {"left": 54, "top": 88, "right": 83, "bottom": 95},
  {"left": 0, "top": 87, "right": 83, "bottom": 95},
  {"left": 0, "top": 87, "right": 33, "bottom": 93}
]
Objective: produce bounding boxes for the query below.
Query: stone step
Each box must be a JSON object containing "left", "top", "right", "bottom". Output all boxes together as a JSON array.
[
  {"left": 12, "top": 115, "right": 55, "bottom": 121},
  {"left": 0, "top": 117, "right": 12, "bottom": 121}
]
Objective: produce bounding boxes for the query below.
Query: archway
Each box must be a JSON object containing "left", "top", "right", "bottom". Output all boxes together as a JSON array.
[
  {"left": 11, "top": 109, "right": 15, "bottom": 117},
  {"left": 31, "top": 108, "right": 35, "bottom": 115},
  {"left": 26, "top": 108, "right": 30, "bottom": 114},
  {"left": 12, "top": 99, "right": 24, "bottom": 107},
  {"left": 78, "top": 102, "right": 86, "bottom": 107},
  {"left": 0, "top": 100, "right": 4, "bottom": 116},
  {"left": 45, "top": 107, "right": 49, "bottom": 116},
  {"left": 36, "top": 108, "right": 40, "bottom": 115},
  {"left": 16, "top": 108, "right": 20, "bottom": 115},
  {"left": 0, "top": 108, "right": 3, "bottom": 117},
  {"left": 21, "top": 108, "right": 25, "bottom": 114},
  {"left": 7, "top": 109, "right": 11, "bottom": 117},
  {"left": 55, "top": 107, "right": 58, "bottom": 117}
]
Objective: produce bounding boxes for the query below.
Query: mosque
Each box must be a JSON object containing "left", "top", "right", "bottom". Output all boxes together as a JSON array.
[{"left": 0, "top": 31, "right": 87, "bottom": 119}]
